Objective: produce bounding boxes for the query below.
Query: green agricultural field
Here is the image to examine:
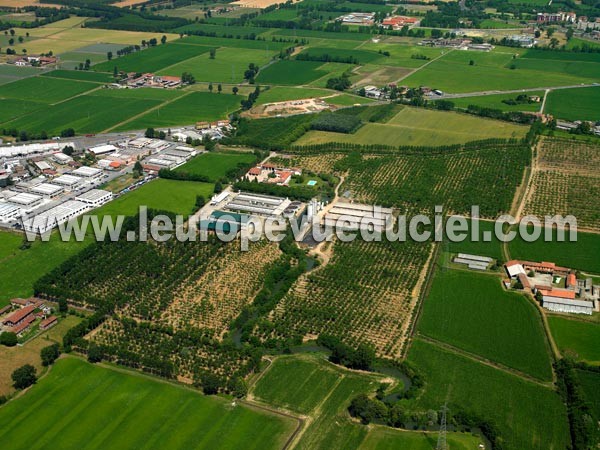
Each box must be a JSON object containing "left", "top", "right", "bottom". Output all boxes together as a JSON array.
[
  {"left": 0, "top": 357, "right": 295, "bottom": 450},
  {"left": 158, "top": 47, "right": 276, "bottom": 83},
  {"left": 358, "top": 41, "right": 444, "bottom": 68},
  {"left": 257, "top": 60, "right": 329, "bottom": 85},
  {"left": 114, "top": 91, "right": 241, "bottom": 130},
  {"left": 544, "top": 87, "right": 600, "bottom": 121},
  {"left": 0, "top": 76, "right": 98, "bottom": 104},
  {"left": 272, "top": 28, "right": 371, "bottom": 41},
  {"left": 548, "top": 317, "right": 600, "bottom": 364},
  {"left": 407, "top": 339, "right": 570, "bottom": 450},
  {"left": 5, "top": 94, "right": 161, "bottom": 135},
  {"left": 0, "top": 65, "right": 42, "bottom": 85},
  {"left": 174, "top": 36, "right": 291, "bottom": 51},
  {"left": 0, "top": 98, "right": 45, "bottom": 124},
  {"left": 448, "top": 91, "right": 545, "bottom": 113},
  {"left": 508, "top": 227, "right": 600, "bottom": 274},
  {"left": 325, "top": 93, "right": 375, "bottom": 106},
  {"left": 0, "top": 231, "right": 22, "bottom": 261},
  {"left": 418, "top": 268, "right": 553, "bottom": 380},
  {"left": 295, "top": 108, "right": 526, "bottom": 147},
  {"left": 443, "top": 219, "right": 505, "bottom": 260},
  {"left": 41, "top": 69, "right": 114, "bottom": 83},
  {"left": 174, "top": 152, "right": 257, "bottom": 182},
  {"left": 256, "top": 86, "right": 333, "bottom": 105},
  {"left": 174, "top": 23, "right": 270, "bottom": 36},
  {"left": 251, "top": 354, "right": 480, "bottom": 450},
  {"left": 252, "top": 356, "right": 341, "bottom": 414},
  {"left": 296, "top": 47, "right": 383, "bottom": 65},
  {"left": 402, "top": 48, "right": 599, "bottom": 93},
  {"left": 360, "top": 427, "right": 481, "bottom": 450},
  {"left": 94, "top": 43, "right": 211, "bottom": 74},
  {"left": 94, "top": 179, "right": 214, "bottom": 217},
  {"left": 0, "top": 232, "right": 89, "bottom": 307}
]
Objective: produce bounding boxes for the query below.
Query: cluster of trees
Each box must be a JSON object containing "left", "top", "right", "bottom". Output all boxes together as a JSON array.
[
  {"left": 310, "top": 113, "right": 362, "bottom": 134},
  {"left": 232, "top": 233, "right": 308, "bottom": 349},
  {"left": 296, "top": 52, "right": 360, "bottom": 65},
  {"left": 317, "top": 334, "right": 375, "bottom": 370},
  {"left": 0, "top": 331, "right": 18, "bottom": 347},
  {"left": 326, "top": 73, "right": 352, "bottom": 91},
  {"left": 502, "top": 94, "right": 537, "bottom": 106},
  {"left": 241, "top": 86, "right": 260, "bottom": 110},
  {"left": 410, "top": 53, "right": 430, "bottom": 60},
  {"left": 243, "top": 63, "right": 260, "bottom": 83},
  {"left": 158, "top": 168, "right": 210, "bottom": 183},
  {"left": 181, "top": 72, "right": 195, "bottom": 84},
  {"left": 12, "top": 364, "right": 37, "bottom": 390},
  {"left": 1, "top": 127, "right": 75, "bottom": 142},
  {"left": 41, "top": 343, "right": 60, "bottom": 366},
  {"left": 233, "top": 180, "right": 318, "bottom": 202},
  {"left": 144, "top": 127, "right": 166, "bottom": 139},
  {"left": 465, "top": 105, "right": 538, "bottom": 125}
]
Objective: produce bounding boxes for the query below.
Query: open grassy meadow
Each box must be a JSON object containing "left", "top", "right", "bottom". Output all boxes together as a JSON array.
[
  {"left": 548, "top": 316, "right": 600, "bottom": 364},
  {"left": 0, "top": 315, "right": 82, "bottom": 396},
  {"left": 295, "top": 108, "right": 526, "bottom": 147},
  {"left": 544, "top": 86, "right": 600, "bottom": 121},
  {"left": 0, "top": 357, "right": 296, "bottom": 450},
  {"left": 113, "top": 91, "right": 241, "bottom": 130},
  {"left": 407, "top": 339, "right": 570, "bottom": 450},
  {"left": 255, "top": 86, "right": 333, "bottom": 105},
  {"left": 174, "top": 152, "right": 257, "bottom": 182},
  {"left": 94, "top": 179, "right": 214, "bottom": 217},
  {"left": 418, "top": 268, "right": 553, "bottom": 380},
  {"left": 403, "top": 48, "right": 599, "bottom": 93},
  {"left": 0, "top": 232, "right": 89, "bottom": 307}
]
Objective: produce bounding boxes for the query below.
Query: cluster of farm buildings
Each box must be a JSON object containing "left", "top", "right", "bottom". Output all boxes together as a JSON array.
[
  {"left": 114, "top": 73, "right": 183, "bottom": 89},
  {"left": 0, "top": 298, "right": 57, "bottom": 338},
  {"left": 13, "top": 55, "right": 57, "bottom": 67},
  {"left": 505, "top": 260, "right": 599, "bottom": 315},
  {"left": 245, "top": 163, "right": 302, "bottom": 186}
]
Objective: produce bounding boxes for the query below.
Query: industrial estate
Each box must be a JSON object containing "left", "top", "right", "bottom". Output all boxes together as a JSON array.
[{"left": 0, "top": 0, "right": 598, "bottom": 448}]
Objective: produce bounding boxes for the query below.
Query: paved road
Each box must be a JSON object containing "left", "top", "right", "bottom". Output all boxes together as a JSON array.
[{"left": 437, "top": 82, "right": 599, "bottom": 100}]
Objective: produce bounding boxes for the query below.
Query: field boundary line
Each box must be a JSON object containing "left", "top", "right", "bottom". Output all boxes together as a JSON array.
[
  {"left": 101, "top": 90, "right": 192, "bottom": 133},
  {"left": 394, "top": 48, "right": 454, "bottom": 84},
  {"left": 285, "top": 373, "right": 346, "bottom": 450},
  {"left": 402, "top": 241, "right": 439, "bottom": 359},
  {"left": 416, "top": 334, "right": 554, "bottom": 388}
]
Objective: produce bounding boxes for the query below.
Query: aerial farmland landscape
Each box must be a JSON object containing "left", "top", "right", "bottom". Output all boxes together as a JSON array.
[{"left": 0, "top": 0, "right": 598, "bottom": 447}]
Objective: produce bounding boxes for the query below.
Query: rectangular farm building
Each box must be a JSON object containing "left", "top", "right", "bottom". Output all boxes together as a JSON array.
[{"left": 542, "top": 296, "right": 594, "bottom": 315}]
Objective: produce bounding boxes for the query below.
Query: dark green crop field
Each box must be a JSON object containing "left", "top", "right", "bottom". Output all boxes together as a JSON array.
[
  {"left": 418, "top": 268, "right": 553, "bottom": 380},
  {"left": 0, "top": 358, "right": 295, "bottom": 450}
]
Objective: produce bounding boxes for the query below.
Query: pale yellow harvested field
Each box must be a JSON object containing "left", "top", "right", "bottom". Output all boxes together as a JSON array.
[
  {"left": 231, "top": 0, "right": 299, "bottom": 7},
  {"left": 112, "top": 0, "right": 149, "bottom": 7},
  {"left": 13, "top": 27, "right": 180, "bottom": 55},
  {"left": 0, "top": 0, "right": 61, "bottom": 7}
]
